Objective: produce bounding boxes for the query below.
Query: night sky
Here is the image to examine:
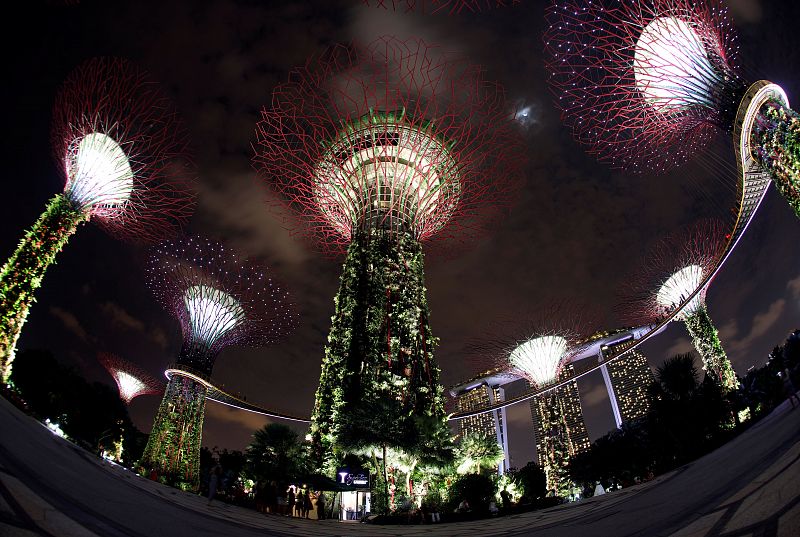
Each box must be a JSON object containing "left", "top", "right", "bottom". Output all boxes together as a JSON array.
[{"left": 4, "top": 0, "right": 799, "bottom": 469}]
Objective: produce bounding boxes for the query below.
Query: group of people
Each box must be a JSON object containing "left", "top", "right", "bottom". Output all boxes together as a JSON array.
[
  {"left": 284, "top": 485, "right": 324, "bottom": 519},
  {"left": 252, "top": 481, "right": 326, "bottom": 518}
]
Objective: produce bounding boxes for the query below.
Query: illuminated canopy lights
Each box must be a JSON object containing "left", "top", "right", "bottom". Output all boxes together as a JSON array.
[
  {"left": 656, "top": 264, "right": 705, "bottom": 319},
  {"left": 254, "top": 36, "right": 525, "bottom": 256},
  {"left": 98, "top": 352, "right": 163, "bottom": 405},
  {"left": 182, "top": 285, "right": 245, "bottom": 348},
  {"left": 634, "top": 17, "right": 720, "bottom": 113},
  {"left": 509, "top": 335, "right": 568, "bottom": 387},
  {"left": 314, "top": 113, "right": 461, "bottom": 236},
  {"left": 115, "top": 372, "right": 148, "bottom": 404},
  {"left": 65, "top": 132, "right": 134, "bottom": 212}
]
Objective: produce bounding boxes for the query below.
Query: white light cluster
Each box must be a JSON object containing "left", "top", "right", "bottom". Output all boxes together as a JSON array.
[
  {"left": 634, "top": 16, "right": 719, "bottom": 113},
  {"left": 113, "top": 371, "right": 148, "bottom": 404},
  {"left": 65, "top": 132, "right": 134, "bottom": 212},
  {"left": 656, "top": 264, "right": 705, "bottom": 319},
  {"left": 183, "top": 285, "right": 245, "bottom": 347},
  {"left": 314, "top": 118, "right": 461, "bottom": 236},
  {"left": 509, "top": 335, "right": 568, "bottom": 386}
]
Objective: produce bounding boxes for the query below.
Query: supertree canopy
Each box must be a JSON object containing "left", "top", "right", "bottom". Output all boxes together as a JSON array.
[
  {"left": 98, "top": 352, "right": 164, "bottom": 404},
  {"left": 363, "top": 0, "right": 519, "bottom": 14},
  {"left": 138, "top": 236, "right": 296, "bottom": 490},
  {"left": 0, "top": 57, "right": 195, "bottom": 382},
  {"left": 620, "top": 219, "right": 738, "bottom": 390},
  {"left": 544, "top": 0, "right": 800, "bottom": 217},
  {"left": 254, "top": 36, "right": 524, "bottom": 477},
  {"left": 473, "top": 307, "right": 593, "bottom": 497}
]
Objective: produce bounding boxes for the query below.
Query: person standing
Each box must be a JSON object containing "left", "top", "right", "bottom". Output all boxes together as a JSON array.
[
  {"left": 316, "top": 491, "right": 326, "bottom": 520},
  {"left": 500, "top": 487, "right": 512, "bottom": 512},
  {"left": 286, "top": 486, "right": 296, "bottom": 517},
  {"left": 303, "top": 489, "right": 312, "bottom": 519},
  {"left": 207, "top": 466, "right": 221, "bottom": 505}
]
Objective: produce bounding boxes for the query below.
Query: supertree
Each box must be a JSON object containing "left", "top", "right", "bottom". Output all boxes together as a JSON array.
[
  {"left": 138, "top": 237, "right": 296, "bottom": 490},
  {"left": 543, "top": 0, "right": 800, "bottom": 218},
  {"left": 254, "top": 36, "right": 525, "bottom": 480},
  {"left": 620, "top": 219, "right": 737, "bottom": 389},
  {"left": 471, "top": 307, "right": 594, "bottom": 497},
  {"left": 98, "top": 352, "right": 164, "bottom": 404},
  {"left": 363, "top": 0, "right": 519, "bottom": 14},
  {"left": 0, "top": 57, "right": 195, "bottom": 382}
]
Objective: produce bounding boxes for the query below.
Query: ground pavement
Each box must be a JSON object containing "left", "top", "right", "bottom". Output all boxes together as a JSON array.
[{"left": 0, "top": 394, "right": 798, "bottom": 537}]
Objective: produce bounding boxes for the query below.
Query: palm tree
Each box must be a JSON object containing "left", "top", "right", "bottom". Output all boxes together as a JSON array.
[
  {"left": 246, "top": 423, "right": 308, "bottom": 485},
  {"left": 456, "top": 432, "right": 504, "bottom": 475}
]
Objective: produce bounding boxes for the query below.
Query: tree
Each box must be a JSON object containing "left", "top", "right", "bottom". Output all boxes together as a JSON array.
[
  {"left": 245, "top": 423, "right": 309, "bottom": 486},
  {"left": 456, "top": 432, "right": 504, "bottom": 475},
  {"left": 510, "top": 461, "right": 547, "bottom": 501},
  {"left": 446, "top": 473, "right": 496, "bottom": 513}
]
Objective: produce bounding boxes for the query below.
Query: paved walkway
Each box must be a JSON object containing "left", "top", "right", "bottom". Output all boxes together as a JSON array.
[{"left": 1, "top": 394, "right": 798, "bottom": 536}]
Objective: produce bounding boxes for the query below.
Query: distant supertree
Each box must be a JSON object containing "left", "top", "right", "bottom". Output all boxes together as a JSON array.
[
  {"left": 364, "top": 0, "right": 519, "bottom": 14},
  {"left": 620, "top": 220, "right": 737, "bottom": 390},
  {"left": 0, "top": 57, "right": 195, "bottom": 382},
  {"left": 254, "top": 36, "right": 524, "bottom": 479},
  {"left": 473, "top": 307, "right": 594, "bottom": 497},
  {"left": 98, "top": 352, "right": 164, "bottom": 404},
  {"left": 138, "top": 237, "right": 296, "bottom": 490},
  {"left": 544, "top": 0, "right": 800, "bottom": 217}
]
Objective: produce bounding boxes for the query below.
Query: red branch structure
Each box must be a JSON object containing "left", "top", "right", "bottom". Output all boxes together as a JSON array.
[
  {"left": 469, "top": 305, "right": 598, "bottom": 389},
  {"left": 618, "top": 219, "right": 737, "bottom": 388},
  {"left": 51, "top": 57, "right": 196, "bottom": 242},
  {"left": 98, "top": 352, "right": 164, "bottom": 404},
  {"left": 363, "top": 0, "right": 519, "bottom": 14},
  {"left": 140, "top": 236, "right": 297, "bottom": 489},
  {"left": 543, "top": 0, "right": 744, "bottom": 174},
  {"left": 146, "top": 236, "right": 297, "bottom": 374},
  {"left": 618, "top": 219, "right": 726, "bottom": 326},
  {"left": 254, "top": 36, "right": 525, "bottom": 256}
]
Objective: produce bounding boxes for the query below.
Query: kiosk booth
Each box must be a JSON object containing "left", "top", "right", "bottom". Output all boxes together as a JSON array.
[{"left": 336, "top": 468, "right": 371, "bottom": 521}]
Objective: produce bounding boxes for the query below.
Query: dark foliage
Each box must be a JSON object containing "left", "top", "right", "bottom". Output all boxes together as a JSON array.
[
  {"left": 10, "top": 348, "right": 145, "bottom": 465},
  {"left": 446, "top": 473, "right": 496, "bottom": 513}
]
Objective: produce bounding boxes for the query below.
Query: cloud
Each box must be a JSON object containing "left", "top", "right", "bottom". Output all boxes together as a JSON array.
[
  {"left": 204, "top": 401, "right": 272, "bottom": 433},
  {"left": 99, "top": 302, "right": 146, "bottom": 332},
  {"left": 787, "top": 274, "right": 800, "bottom": 298},
  {"left": 726, "top": 0, "right": 763, "bottom": 24},
  {"left": 580, "top": 382, "right": 609, "bottom": 408},
  {"left": 726, "top": 299, "right": 787, "bottom": 356},
  {"left": 49, "top": 306, "right": 91, "bottom": 343},
  {"left": 98, "top": 301, "right": 170, "bottom": 350},
  {"left": 663, "top": 337, "right": 695, "bottom": 359}
]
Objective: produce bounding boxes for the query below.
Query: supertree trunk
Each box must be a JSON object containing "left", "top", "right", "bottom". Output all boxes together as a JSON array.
[
  {"left": 683, "top": 305, "right": 738, "bottom": 390},
  {"left": 536, "top": 393, "right": 574, "bottom": 497},
  {"left": 139, "top": 374, "right": 207, "bottom": 491},
  {"left": 0, "top": 194, "right": 87, "bottom": 381},
  {"left": 752, "top": 99, "right": 800, "bottom": 218},
  {"left": 310, "top": 228, "right": 450, "bottom": 473}
]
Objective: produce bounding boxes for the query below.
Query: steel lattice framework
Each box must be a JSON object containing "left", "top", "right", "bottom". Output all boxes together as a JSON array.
[
  {"left": 0, "top": 57, "right": 195, "bottom": 382},
  {"left": 254, "top": 36, "right": 525, "bottom": 256},
  {"left": 51, "top": 57, "right": 196, "bottom": 241},
  {"left": 98, "top": 352, "right": 164, "bottom": 404},
  {"left": 543, "top": 0, "right": 800, "bottom": 217},
  {"left": 363, "top": 0, "right": 519, "bottom": 14},
  {"left": 620, "top": 220, "right": 725, "bottom": 325},
  {"left": 254, "top": 36, "right": 523, "bottom": 474},
  {"left": 139, "top": 236, "right": 296, "bottom": 490},
  {"left": 620, "top": 219, "right": 738, "bottom": 389},
  {"left": 471, "top": 306, "right": 596, "bottom": 389},
  {"left": 146, "top": 236, "right": 297, "bottom": 375},
  {"left": 470, "top": 306, "right": 595, "bottom": 495},
  {"left": 544, "top": 0, "right": 742, "bottom": 174}
]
